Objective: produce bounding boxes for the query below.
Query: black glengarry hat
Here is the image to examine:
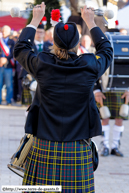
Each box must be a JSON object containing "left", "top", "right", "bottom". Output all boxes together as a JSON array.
[
  {"left": 37, "top": 23, "right": 44, "bottom": 29},
  {"left": 54, "top": 22, "right": 79, "bottom": 50}
]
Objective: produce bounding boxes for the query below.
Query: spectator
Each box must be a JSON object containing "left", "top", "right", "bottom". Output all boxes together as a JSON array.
[
  {"left": 78, "top": 34, "right": 95, "bottom": 54},
  {"left": 34, "top": 23, "right": 45, "bottom": 53},
  {"left": 44, "top": 30, "right": 50, "bottom": 42},
  {"left": 19, "top": 23, "right": 45, "bottom": 105},
  {"left": 12, "top": 30, "right": 23, "bottom": 103},
  {"left": 12, "top": 31, "right": 18, "bottom": 42},
  {"left": 0, "top": 25, "right": 15, "bottom": 105},
  {"left": 119, "top": 28, "right": 128, "bottom": 35},
  {"left": 43, "top": 27, "right": 54, "bottom": 52}
]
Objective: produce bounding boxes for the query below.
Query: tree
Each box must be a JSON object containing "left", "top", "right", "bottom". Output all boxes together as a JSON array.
[{"left": 28, "top": 0, "right": 61, "bottom": 30}]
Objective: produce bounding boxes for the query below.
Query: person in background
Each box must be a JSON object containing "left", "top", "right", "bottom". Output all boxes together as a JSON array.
[
  {"left": 119, "top": 28, "right": 127, "bottom": 35},
  {"left": 43, "top": 27, "right": 54, "bottom": 52},
  {"left": 94, "top": 26, "right": 129, "bottom": 157},
  {"left": 76, "top": 24, "right": 82, "bottom": 38},
  {"left": 12, "top": 30, "right": 23, "bottom": 103},
  {"left": 12, "top": 31, "right": 18, "bottom": 42},
  {"left": 34, "top": 22, "right": 45, "bottom": 53},
  {"left": 14, "top": 2, "right": 113, "bottom": 192},
  {"left": 0, "top": 25, "right": 15, "bottom": 105},
  {"left": 94, "top": 82, "right": 129, "bottom": 157},
  {"left": 43, "top": 29, "right": 49, "bottom": 42},
  {"left": 78, "top": 34, "right": 95, "bottom": 55},
  {"left": 19, "top": 22, "right": 45, "bottom": 106}
]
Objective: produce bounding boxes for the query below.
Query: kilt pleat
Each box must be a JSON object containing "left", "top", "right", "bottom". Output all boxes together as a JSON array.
[
  {"left": 96, "top": 91, "right": 129, "bottom": 120},
  {"left": 23, "top": 137, "right": 94, "bottom": 193}
]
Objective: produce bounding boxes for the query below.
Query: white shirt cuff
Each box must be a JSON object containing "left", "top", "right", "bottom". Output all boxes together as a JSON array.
[
  {"left": 90, "top": 26, "right": 97, "bottom": 31},
  {"left": 26, "top": 24, "right": 37, "bottom": 30},
  {"left": 93, "top": 89, "right": 101, "bottom": 95}
]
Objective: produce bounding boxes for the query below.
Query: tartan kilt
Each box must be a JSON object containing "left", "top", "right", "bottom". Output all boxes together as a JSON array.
[
  {"left": 22, "top": 137, "right": 94, "bottom": 193},
  {"left": 22, "top": 88, "right": 32, "bottom": 105},
  {"left": 96, "top": 91, "right": 129, "bottom": 120}
]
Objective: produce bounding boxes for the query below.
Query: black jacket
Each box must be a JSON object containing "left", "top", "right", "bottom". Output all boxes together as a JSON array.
[
  {"left": 43, "top": 41, "right": 53, "bottom": 52},
  {"left": 14, "top": 26, "right": 113, "bottom": 141},
  {"left": 19, "top": 42, "right": 43, "bottom": 79},
  {"left": 94, "top": 79, "right": 102, "bottom": 91}
]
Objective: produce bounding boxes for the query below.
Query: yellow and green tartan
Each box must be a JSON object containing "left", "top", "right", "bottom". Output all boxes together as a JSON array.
[
  {"left": 23, "top": 137, "right": 94, "bottom": 193},
  {"left": 22, "top": 88, "right": 32, "bottom": 105},
  {"left": 97, "top": 91, "right": 129, "bottom": 120}
]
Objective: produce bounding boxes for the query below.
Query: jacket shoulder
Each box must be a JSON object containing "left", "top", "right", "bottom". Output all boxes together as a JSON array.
[
  {"left": 80, "top": 53, "right": 96, "bottom": 65},
  {"left": 39, "top": 51, "right": 55, "bottom": 59},
  {"left": 80, "top": 53, "right": 98, "bottom": 74}
]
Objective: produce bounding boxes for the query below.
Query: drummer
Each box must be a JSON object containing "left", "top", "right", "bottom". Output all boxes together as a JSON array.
[
  {"left": 94, "top": 28, "right": 129, "bottom": 157},
  {"left": 94, "top": 68, "right": 129, "bottom": 156}
]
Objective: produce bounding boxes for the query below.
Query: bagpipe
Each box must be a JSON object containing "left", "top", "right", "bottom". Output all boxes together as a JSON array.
[{"left": 7, "top": 134, "right": 33, "bottom": 178}]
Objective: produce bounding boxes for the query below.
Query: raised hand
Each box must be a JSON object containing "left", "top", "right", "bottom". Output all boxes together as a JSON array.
[
  {"left": 30, "top": 2, "right": 46, "bottom": 28},
  {"left": 81, "top": 5, "right": 96, "bottom": 30}
]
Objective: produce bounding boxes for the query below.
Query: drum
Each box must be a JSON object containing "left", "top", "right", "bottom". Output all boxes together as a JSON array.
[
  {"left": 7, "top": 134, "right": 33, "bottom": 178},
  {"left": 101, "top": 32, "right": 129, "bottom": 92}
]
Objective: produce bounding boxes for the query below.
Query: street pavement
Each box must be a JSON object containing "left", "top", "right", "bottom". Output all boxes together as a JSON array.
[{"left": 0, "top": 105, "right": 129, "bottom": 193}]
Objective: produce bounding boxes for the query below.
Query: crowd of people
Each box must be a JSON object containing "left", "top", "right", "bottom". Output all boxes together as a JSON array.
[{"left": 0, "top": 22, "right": 94, "bottom": 106}]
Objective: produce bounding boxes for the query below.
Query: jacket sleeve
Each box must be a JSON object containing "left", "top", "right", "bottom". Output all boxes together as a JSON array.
[
  {"left": 90, "top": 27, "right": 113, "bottom": 79},
  {"left": 93, "top": 79, "right": 102, "bottom": 91},
  {"left": 13, "top": 27, "right": 38, "bottom": 78}
]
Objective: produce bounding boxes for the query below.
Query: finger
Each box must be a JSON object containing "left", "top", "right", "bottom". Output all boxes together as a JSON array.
[
  {"left": 87, "top": 7, "right": 95, "bottom": 12},
  {"left": 99, "top": 98, "right": 103, "bottom": 107},
  {"left": 121, "top": 93, "right": 125, "bottom": 98},
  {"left": 102, "top": 93, "right": 106, "bottom": 99},
  {"left": 127, "top": 96, "right": 129, "bottom": 104},
  {"left": 97, "top": 98, "right": 101, "bottom": 105},
  {"left": 125, "top": 96, "right": 128, "bottom": 104},
  {"left": 41, "top": 2, "right": 45, "bottom": 7},
  {"left": 81, "top": 6, "right": 86, "bottom": 17},
  {"left": 34, "top": 4, "right": 40, "bottom": 8},
  {"left": 41, "top": 2, "right": 46, "bottom": 12},
  {"left": 88, "top": 7, "right": 93, "bottom": 10},
  {"left": 84, "top": 5, "right": 87, "bottom": 9},
  {"left": 95, "top": 97, "right": 99, "bottom": 103},
  {"left": 80, "top": 8, "right": 83, "bottom": 15},
  {"left": 125, "top": 96, "right": 129, "bottom": 104},
  {"left": 83, "top": 5, "right": 87, "bottom": 12}
]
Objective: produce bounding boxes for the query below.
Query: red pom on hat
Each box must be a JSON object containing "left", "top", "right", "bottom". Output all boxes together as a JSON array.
[
  {"left": 42, "top": 16, "right": 47, "bottom": 25},
  {"left": 115, "top": 20, "right": 119, "bottom": 26},
  {"left": 39, "top": 17, "right": 47, "bottom": 25},
  {"left": 42, "top": 16, "right": 47, "bottom": 22},
  {"left": 64, "top": 24, "right": 68, "bottom": 30},
  {"left": 51, "top": 9, "right": 61, "bottom": 22}
]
